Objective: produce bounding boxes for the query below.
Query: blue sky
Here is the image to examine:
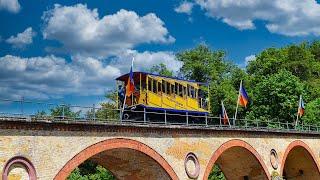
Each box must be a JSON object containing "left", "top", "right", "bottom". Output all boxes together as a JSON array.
[{"left": 1, "top": 0, "right": 320, "bottom": 112}]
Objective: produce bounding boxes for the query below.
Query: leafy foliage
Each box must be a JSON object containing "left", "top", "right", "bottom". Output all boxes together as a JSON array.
[
  {"left": 247, "top": 42, "right": 320, "bottom": 99},
  {"left": 149, "top": 63, "right": 174, "bottom": 77},
  {"left": 246, "top": 41, "right": 320, "bottom": 123},
  {"left": 246, "top": 70, "right": 305, "bottom": 122},
  {"left": 50, "top": 104, "right": 81, "bottom": 118},
  {"left": 209, "top": 65, "right": 248, "bottom": 117},
  {"left": 67, "top": 160, "right": 115, "bottom": 180},
  {"left": 208, "top": 165, "right": 226, "bottom": 180},
  {"left": 34, "top": 110, "right": 47, "bottom": 118},
  {"left": 176, "top": 44, "right": 246, "bottom": 118},
  {"left": 176, "top": 44, "right": 229, "bottom": 83},
  {"left": 86, "top": 90, "right": 119, "bottom": 121},
  {"left": 302, "top": 98, "right": 320, "bottom": 126}
]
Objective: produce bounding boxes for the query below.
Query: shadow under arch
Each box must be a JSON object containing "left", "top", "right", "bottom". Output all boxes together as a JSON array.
[
  {"left": 280, "top": 140, "right": 320, "bottom": 179},
  {"left": 54, "top": 138, "right": 178, "bottom": 180},
  {"left": 203, "top": 139, "right": 270, "bottom": 180}
]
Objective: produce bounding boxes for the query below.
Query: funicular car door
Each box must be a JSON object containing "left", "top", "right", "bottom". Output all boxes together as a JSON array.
[
  {"left": 146, "top": 75, "right": 162, "bottom": 107},
  {"left": 174, "top": 81, "right": 187, "bottom": 110},
  {"left": 186, "top": 83, "right": 199, "bottom": 111},
  {"left": 161, "top": 78, "right": 175, "bottom": 109}
]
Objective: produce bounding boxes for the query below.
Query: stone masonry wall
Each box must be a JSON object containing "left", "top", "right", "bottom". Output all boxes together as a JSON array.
[{"left": 0, "top": 121, "right": 319, "bottom": 180}]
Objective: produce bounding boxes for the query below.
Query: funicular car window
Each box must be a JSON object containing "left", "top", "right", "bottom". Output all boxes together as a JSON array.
[
  {"left": 158, "top": 81, "right": 161, "bottom": 93},
  {"left": 190, "top": 86, "right": 195, "bottom": 98},
  {"left": 162, "top": 80, "right": 166, "bottom": 93},
  {"left": 171, "top": 83, "right": 175, "bottom": 95},
  {"left": 175, "top": 82, "right": 178, "bottom": 95},
  {"left": 148, "top": 77, "right": 152, "bottom": 91},
  {"left": 152, "top": 79, "right": 157, "bottom": 93},
  {"left": 183, "top": 86, "right": 186, "bottom": 97},
  {"left": 141, "top": 81, "right": 146, "bottom": 90},
  {"left": 167, "top": 82, "right": 171, "bottom": 95},
  {"left": 187, "top": 84, "right": 190, "bottom": 97},
  {"left": 195, "top": 89, "right": 198, "bottom": 99},
  {"left": 178, "top": 84, "right": 183, "bottom": 97}
]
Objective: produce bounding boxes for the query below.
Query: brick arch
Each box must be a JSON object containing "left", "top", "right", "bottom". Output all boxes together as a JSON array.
[
  {"left": 203, "top": 139, "right": 270, "bottom": 180},
  {"left": 54, "top": 138, "right": 178, "bottom": 180},
  {"left": 280, "top": 140, "right": 320, "bottom": 177},
  {"left": 2, "top": 156, "right": 37, "bottom": 180}
]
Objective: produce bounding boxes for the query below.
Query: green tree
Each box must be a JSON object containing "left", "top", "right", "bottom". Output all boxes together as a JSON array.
[
  {"left": 302, "top": 98, "right": 320, "bottom": 126},
  {"left": 208, "top": 165, "right": 226, "bottom": 180},
  {"left": 246, "top": 47, "right": 287, "bottom": 84},
  {"left": 67, "top": 168, "right": 87, "bottom": 180},
  {"left": 309, "top": 40, "right": 320, "bottom": 61},
  {"left": 246, "top": 41, "right": 320, "bottom": 125},
  {"left": 176, "top": 44, "right": 228, "bottom": 83},
  {"left": 176, "top": 44, "right": 246, "bottom": 117},
  {"left": 209, "top": 79, "right": 238, "bottom": 118},
  {"left": 86, "top": 90, "right": 119, "bottom": 121},
  {"left": 95, "top": 103, "right": 119, "bottom": 121},
  {"left": 284, "top": 44, "right": 315, "bottom": 81},
  {"left": 34, "top": 110, "right": 47, "bottom": 118},
  {"left": 149, "top": 63, "right": 173, "bottom": 77},
  {"left": 246, "top": 70, "right": 305, "bottom": 123},
  {"left": 209, "top": 65, "right": 249, "bottom": 117},
  {"left": 247, "top": 42, "right": 320, "bottom": 99},
  {"left": 68, "top": 160, "right": 115, "bottom": 180},
  {"left": 50, "top": 105, "right": 81, "bottom": 118}
]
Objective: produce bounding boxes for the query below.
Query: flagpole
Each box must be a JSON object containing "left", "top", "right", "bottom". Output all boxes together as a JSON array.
[
  {"left": 121, "top": 57, "right": 135, "bottom": 121},
  {"left": 234, "top": 80, "right": 242, "bottom": 126},
  {"left": 222, "top": 100, "right": 231, "bottom": 127},
  {"left": 131, "top": 57, "right": 134, "bottom": 105},
  {"left": 295, "top": 95, "right": 301, "bottom": 128},
  {"left": 121, "top": 95, "right": 127, "bottom": 121},
  {"left": 220, "top": 101, "right": 223, "bottom": 126}
]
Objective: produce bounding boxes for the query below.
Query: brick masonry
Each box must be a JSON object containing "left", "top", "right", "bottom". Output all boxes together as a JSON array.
[{"left": 0, "top": 120, "right": 320, "bottom": 180}]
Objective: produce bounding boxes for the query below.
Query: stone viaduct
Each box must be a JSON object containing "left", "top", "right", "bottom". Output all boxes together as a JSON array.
[{"left": 1, "top": 119, "right": 320, "bottom": 180}]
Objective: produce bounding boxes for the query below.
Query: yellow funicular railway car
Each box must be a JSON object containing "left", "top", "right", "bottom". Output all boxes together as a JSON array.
[{"left": 116, "top": 72, "right": 210, "bottom": 123}]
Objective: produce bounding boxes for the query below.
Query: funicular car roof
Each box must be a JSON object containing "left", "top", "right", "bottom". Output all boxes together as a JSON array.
[{"left": 115, "top": 72, "right": 208, "bottom": 85}]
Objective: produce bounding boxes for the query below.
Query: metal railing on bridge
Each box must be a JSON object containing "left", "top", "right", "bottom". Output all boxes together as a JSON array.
[{"left": 0, "top": 98, "right": 318, "bottom": 133}]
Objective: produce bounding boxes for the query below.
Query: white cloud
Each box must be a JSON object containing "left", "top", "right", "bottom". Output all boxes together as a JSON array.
[
  {"left": 0, "top": 4, "right": 182, "bottom": 100},
  {"left": 42, "top": 4, "right": 175, "bottom": 57},
  {"left": 0, "top": 50, "right": 182, "bottom": 99},
  {"left": 175, "top": 1, "right": 194, "bottom": 15},
  {"left": 6, "top": 27, "right": 36, "bottom": 48},
  {"left": 0, "top": 0, "right": 20, "bottom": 13},
  {"left": 111, "top": 50, "right": 182, "bottom": 73},
  {"left": 194, "top": 0, "right": 320, "bottom": 36},
  {"left": 0, "top": 55, "right": 121, "bottom": 99},
  {"left": 245, "top": 54, "right": 256, "bottom": 66}
]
